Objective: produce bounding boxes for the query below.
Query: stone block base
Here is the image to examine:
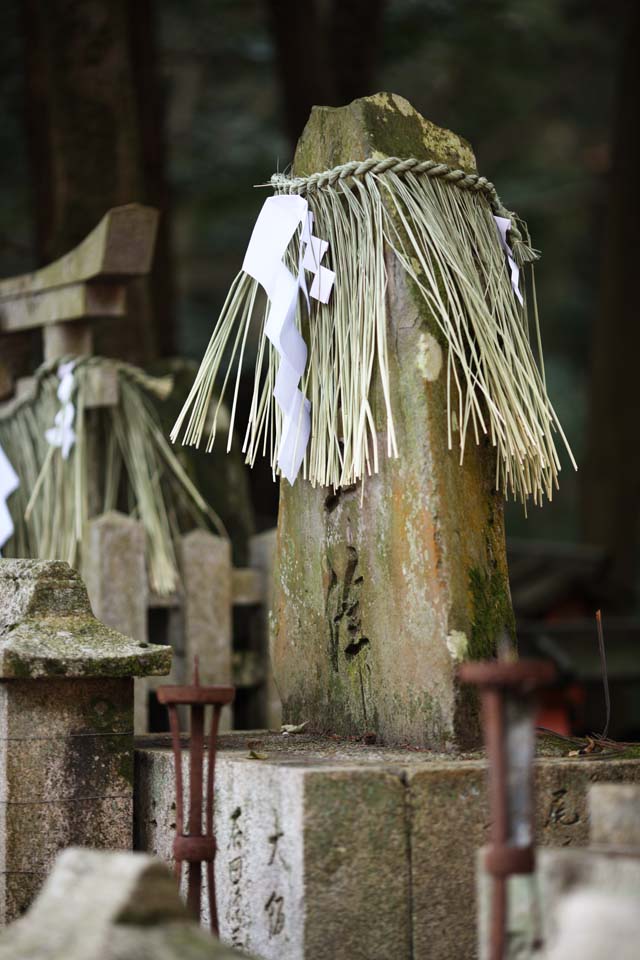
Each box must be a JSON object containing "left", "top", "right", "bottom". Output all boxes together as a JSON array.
[
  {"left": 134, "top": 733, "right": 640, "bottom": 960},
  {"left": 0, "top": 678, "right": 134, "bottom": 923}
]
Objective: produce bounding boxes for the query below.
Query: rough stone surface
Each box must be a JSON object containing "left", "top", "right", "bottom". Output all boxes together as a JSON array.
[
  {"left": 249, "top": 529, "right": 282, "bottom": 730},
  {"left": 0, "top": 560, "right": 171, "bottom": 923},
  {"left": 136, "top": 735, "right": 412, "bottom": 960},
  {"left": 0, "top": 559, "right": 170, "bottom": 678},
  {"left": 477, "top": 777, "right": 640, "bottom": 959},
  {"left": 83, "top": 512, "right": 148, "bottom": 649},
  {"left": 408, "top": 756, "right": 640, "bottom": 960},
  {"left": 82, "top": 512, "right": 154, "bottom": 731},
  {"left": 179, "top": 530, "right": 233, "bottom": 731},
  {"left": 545, "top": 890, "right": 640, "bottom": 960},
  {"left": 179, "top": 531, "right": 232, "bottom": 686},
  {"left": 134, "top": 732, "right": 640, "bottom": 960},
  {"left": 589, "top": 783, "right": 640, "bottom": 846},
  {"left": 0, "top": 847, "right": 249, "bottom": 959},
  {"left": 273, "top": 93, "right": 512, "bottom": 749},
  {"left": 0, "top": 676, "right": 134, "bottom": 923}
]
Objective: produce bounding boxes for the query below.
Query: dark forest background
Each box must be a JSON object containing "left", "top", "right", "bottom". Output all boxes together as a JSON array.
[{"left": 1, "top": 0, "right": 638, "bottom": 614}]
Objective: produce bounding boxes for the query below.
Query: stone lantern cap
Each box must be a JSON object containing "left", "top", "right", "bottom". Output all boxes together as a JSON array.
[{"left": 0, "top": 559, "right": 171, "bottom": 679}]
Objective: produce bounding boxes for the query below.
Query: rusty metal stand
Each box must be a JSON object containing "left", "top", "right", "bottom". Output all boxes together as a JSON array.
[
  {"left": 157, "top": 660, "right": 234, "bottom": 933},
  {"left": 459, "top": 659, "right": 556, "bottom": 960}
]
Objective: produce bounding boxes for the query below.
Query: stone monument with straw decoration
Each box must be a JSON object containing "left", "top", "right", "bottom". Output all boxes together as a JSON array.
[{"left": 172, "top": 92, "right": 575, "bottom": 749}]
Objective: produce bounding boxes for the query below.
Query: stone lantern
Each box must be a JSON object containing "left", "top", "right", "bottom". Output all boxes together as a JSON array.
[{"left": 0, "top": 559, "right": 171, "bottom": 923}]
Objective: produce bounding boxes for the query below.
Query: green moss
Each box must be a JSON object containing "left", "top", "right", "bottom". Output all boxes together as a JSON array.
[
  {"left": 1, "top": 616, "right": 171, "bottom": 678},
  {"left": 2, "top": 653, "right": 33, "bottom": 678},
  {"left": 294, "top": 93, "right": 476, "bottom": 176},
  {"left": 613, "top": 744, "right": 640, "bottom": 760},
  {"left": 536, "top": 731, "right": 572, "bottom": 757},
  {"left": 117, "top": 746, "right": 135, "bottom": 787},
  {"left": 468, "top": 564, "right": 516, "bottom": 660}
]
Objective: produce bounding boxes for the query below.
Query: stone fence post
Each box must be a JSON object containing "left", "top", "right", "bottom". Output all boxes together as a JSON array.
[{"left": 0, "top": 559, "right": 171, "bottom": 923}]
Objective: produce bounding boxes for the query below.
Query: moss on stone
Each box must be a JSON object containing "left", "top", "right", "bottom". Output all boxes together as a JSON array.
[
  {"left": 468, "top": 564, "right": 516, "bottom": 661},
  {"left": 1, "top": 615, "right": 171, "bottom": 679},
  {"left": 293, "top": 92, "right": 476, "bottom": 176}
]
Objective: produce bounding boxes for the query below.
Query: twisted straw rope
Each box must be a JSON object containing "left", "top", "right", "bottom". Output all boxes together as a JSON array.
[{"left": 271, "top": 155, "right": 523, "bottom": 243}]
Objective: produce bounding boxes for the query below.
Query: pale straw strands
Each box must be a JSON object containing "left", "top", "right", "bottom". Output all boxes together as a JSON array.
[
  {"left": 172, "top": 158, "right": 575, "bottom": 504},
  {"left": 0, "top": 357, "right": 224, "bottom": 595}
]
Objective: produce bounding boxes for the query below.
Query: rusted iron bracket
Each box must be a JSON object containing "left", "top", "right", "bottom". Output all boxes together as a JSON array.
[
  {"left": 459, "top": 659, "right": 556, "bottom": 960},
  {"left": 157, "top": 659, "right": 235, "bottom": 933}
]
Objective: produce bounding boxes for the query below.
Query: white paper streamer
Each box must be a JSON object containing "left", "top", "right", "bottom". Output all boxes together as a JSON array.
[
  {"left": 242, "top": 195, "right": 334, "bottom": 483},
  {"left": 45, "top": 360, "right": 77, "bottom": 460},
  {"left": 494, "top": 215, "right": 523, "bottom": 306},
  {"left": 0, "top": 444, "right": 19, "bottom": 550}
]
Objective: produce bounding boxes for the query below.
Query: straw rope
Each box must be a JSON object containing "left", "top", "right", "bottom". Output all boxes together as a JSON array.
[{"left": 270, "top": 156, "right": 536, "bottom": 263}]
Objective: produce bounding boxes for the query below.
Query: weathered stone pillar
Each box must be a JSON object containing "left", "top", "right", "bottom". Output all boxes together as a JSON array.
[
  {"left": 84, "top": 512, "right": 148, "bottom": 645},
  {"left": 273, "top": 93, "right": 513, "bottom": 748},
  {"left": 179, "top": 530, "right": 232, "bottom": 687},
  {"left": 179, "top": 530, "right": 233, "bottom": 730},
  {"left": 83, "top": 511, "right": 149, "bottom": 733},
  {"left": 0, "top": 559, "right": 171, "bottom": 923}
]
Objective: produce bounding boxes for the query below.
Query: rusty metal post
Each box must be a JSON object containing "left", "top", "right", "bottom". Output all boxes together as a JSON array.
[
  {"left": 459, "top": 660, "right": 556, "bottom": 960},
  {"left": 157, "top": 659, "right": 235, "bottom": 933}
]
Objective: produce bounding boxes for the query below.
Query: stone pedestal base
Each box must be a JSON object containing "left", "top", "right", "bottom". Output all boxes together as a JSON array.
[
  {"left": 0, "top": 678, "right": 133, "bottom": 923},
  {"left": 134, "top": 732, "right": 640, "bottom": 960}
]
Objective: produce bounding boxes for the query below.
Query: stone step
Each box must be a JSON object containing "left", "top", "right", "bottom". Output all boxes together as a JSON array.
[{"left": 134, "top": 732, "right": 640, "bottom": 960}]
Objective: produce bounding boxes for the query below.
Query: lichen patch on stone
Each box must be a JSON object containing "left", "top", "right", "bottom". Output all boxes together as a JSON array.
[{"left": 416, "top": 332, "right": 443, "bottom": 382}]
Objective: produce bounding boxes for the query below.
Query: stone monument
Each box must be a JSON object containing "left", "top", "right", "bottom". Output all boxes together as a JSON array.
[{"left": 273, "top": 93, "right": 513, "bottom": 748}]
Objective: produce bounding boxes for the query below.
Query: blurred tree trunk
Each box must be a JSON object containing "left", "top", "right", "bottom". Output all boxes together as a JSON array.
[
  {"left": 583, "top": 1, "right": 640, "bottom": 610},
  {"left": 128, "top": 0, "right": 176, "bottom": 360},
  {"left": 266, "top": 0, "right": 385, "bottom": 148},
  {"left": 20, "top": 0, "right": 175, "bottom": 363}
]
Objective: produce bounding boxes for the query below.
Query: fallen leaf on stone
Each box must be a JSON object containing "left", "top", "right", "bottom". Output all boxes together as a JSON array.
[
  {"left": 248, "top": 750, "right": 268, "bottom": 760},
  {"left": 281, "top": 721, "right": 308, "bottom": 735}
]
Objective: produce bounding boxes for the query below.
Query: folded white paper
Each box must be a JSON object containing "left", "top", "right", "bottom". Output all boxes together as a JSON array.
[
  {"left": 309, "top": 265, "right": 336, "bottom": 304},
  {"left": 242, "top": 195, "right": 335, "bottom": 483},
  {"left": 494, "top": 215, "right": 523, "bottom": 306},
  {"left": 0, "top": 443, "right": 19, "bottom": 549},
  {"left": 45, "top": 361, "right": 77, "bottom": 460},
  {"left": 303, "top": 235, "right": 329, "bottom": 272}
]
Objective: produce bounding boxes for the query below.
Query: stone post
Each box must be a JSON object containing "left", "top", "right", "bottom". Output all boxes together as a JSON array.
[
  {"left": 273, "top": 93, "right": 513, "bottom": 748},
  {"left": 179, "top": 530, "right": 233, "bottom": 732},
  {"left": 83, "top": 512, "right": 149, "bottom": 733},
  {"left": 179, "top": 530, "right": 232, "bottom": 686},
  {"left": 0, "top": 559, "right": 171, "bottom": 923}
]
